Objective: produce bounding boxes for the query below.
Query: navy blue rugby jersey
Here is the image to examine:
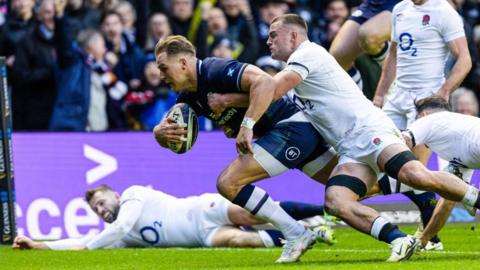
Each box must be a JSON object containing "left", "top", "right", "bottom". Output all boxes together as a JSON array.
[{"left": 177, "top": 57, "right": 300, "bottom": 137}]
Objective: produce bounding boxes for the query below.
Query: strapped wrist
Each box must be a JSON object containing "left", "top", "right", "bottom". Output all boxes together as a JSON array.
[{"left": 241, "top": 117, "right": 255, "bottom": 129}]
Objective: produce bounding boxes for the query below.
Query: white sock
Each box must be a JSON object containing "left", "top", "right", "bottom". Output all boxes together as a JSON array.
[
  {"left": 243, "top": 186, "right": 305, "bottom": 239},
  {"left": 461, "top": 185, "right": 479, "bottom": 207}
]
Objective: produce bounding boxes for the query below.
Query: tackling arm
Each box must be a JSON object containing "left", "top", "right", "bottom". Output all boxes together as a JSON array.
[
  {"left": 272, "top": 70, "right": 303, "bottom": 101},
  {"left": 418, "top": 198, "right": 456, "bottom": 247}
]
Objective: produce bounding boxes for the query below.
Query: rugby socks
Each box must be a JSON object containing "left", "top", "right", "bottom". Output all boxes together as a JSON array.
[
  {"left": 279, "top": 201, "right": 324, "bottom": 220},
  {"left": 233, "top": 184, "right": 305, "bottom": 239},
  {"left": 378, "top": 174, "right": 414, "bottom": 194},
  {"left": 369, "top": 42, "right": 389, "bottom": 66},
  {"left": 403, "top": 191, "right": 437, "bottom": 228},
  {"left": 371, "top": 216, "right": 406, "bottom": 243},
  {"left": 462, "top": 185, "right": 480, "bottom": 209},
  {"left": 347, "top": 66, "right": 363, "bottom": 91},
  {"left": 258, "top": 229, "right": 284, "bottom": 247},
  {"left": 403, "top": 191, "right": 441, "bottom": 243}
]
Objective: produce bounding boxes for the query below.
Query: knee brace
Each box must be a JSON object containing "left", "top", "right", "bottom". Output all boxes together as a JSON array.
[
  {"left": 384, "top": 151, "right": 418, "bottom": 179},
  {"left": 326, "top": 174, "right": 367, "bottom": 198}
]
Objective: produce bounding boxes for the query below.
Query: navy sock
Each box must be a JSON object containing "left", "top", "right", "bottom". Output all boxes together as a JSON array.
[
  {"left": 279, "top": 201, "right": 324, "bottom": 220},
  {"left": 265, "top": 230, "right": 284, "bottom": 247},
  {"left": 379, "top": 223, "right": 407, "bottom": 243},
  {"left": 378, "top": 174, "right": 392, "bottom": 195}
]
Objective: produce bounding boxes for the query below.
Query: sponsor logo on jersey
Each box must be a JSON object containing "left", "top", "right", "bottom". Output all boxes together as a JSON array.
[
  {"left": 285, "top": 147, "right": 300, "bottom": 161},
  {"left": 422, "top": 14, "right": 430, "bottom": 26},
  {"left": 227, "top": 68, "right": 234, "bottom": 77}
]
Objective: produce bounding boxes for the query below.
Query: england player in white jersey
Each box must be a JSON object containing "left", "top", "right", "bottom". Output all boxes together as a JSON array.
[
  {"left": 400, "top": 97, "right": 480, "bottom": 248},
  {"left": 373, "top": 0, "right": 471, "bottom": 128},
  {"left": 13, "top": 185, "right": 334, "bottom": 250},
  {"left": 264, "top": 13, "right": 480, "bottom": 262}
]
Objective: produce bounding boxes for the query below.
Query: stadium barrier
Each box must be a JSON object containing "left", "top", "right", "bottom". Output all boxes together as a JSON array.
[{"left": 0, "top": 57, "right": 16, "bottom": 244}]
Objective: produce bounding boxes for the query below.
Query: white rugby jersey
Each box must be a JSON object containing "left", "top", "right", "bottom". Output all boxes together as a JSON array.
[
  {"left": 405, "top": 111, "right": 480, "bottom": 168},
  {"left": 85, "top": 186, "right": 211, "bottom": 249},
  {"left": 284, "top": 41, "right": 395, "bottom": 150},
  {"left": 391, "top": 0, "right": 464, "bottom": 90}
]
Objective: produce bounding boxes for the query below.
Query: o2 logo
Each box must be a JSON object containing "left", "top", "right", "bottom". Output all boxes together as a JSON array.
[
  {"left": 399, "top": 32, "right": 417, "bottom": 57},
  {"left": 140, "top": 221, "right": 162, "bottom": 245}
]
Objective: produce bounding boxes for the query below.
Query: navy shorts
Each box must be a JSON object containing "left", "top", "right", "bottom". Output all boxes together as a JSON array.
[
  {"left": 252, "top": 120, "right": 332, "bottom": 176},
  {"left": 349, "top": 0, "right": 401, "bottom": 24}
]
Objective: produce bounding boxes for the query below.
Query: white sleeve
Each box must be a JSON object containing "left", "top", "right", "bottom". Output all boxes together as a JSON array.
[
  {"left": 404, "top": 116, "right": 433, "bottom": 147},
  {"left": 45, "top": 234, "right": 96, "bottom": 250},
  {"left": 85, "top": 189, "right": 144, "bottom": 250},
  {"left": 284, "top": 46, "right": 315, "bottom": 80},
  {"left": 440, "top": 6, "right": 464, "bottom": 42}
]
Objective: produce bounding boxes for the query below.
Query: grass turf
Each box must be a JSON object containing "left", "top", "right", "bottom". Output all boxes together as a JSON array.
[{"left": 1, "top": 224, "right": 479, "bottom": 270}]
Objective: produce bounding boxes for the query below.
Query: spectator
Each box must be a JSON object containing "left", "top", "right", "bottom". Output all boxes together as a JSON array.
[
  {"left": 49, "top": 1, "right": 127, "bottom": 131},
  {"left": 124, "top": 53, "right": 176, "bottom": 130},
  {"left": 64, "top": 0, "right": 101, "bottom": 37},
  {"left": 256, "top": 0, "right": 289, "bottom": 57},
  {"left": 255, "top": 55, "right": 285, "bottom": 76},
  {"left": 114, "top": 0, "right": 137, "bottom": 42},
  {"left": 114, "top": 0, "right": 149, "bottom": 48},
  {"left": 217, "top": 0, "right": 259, "bottom": 63},
  {"left": 100, "top": 11, "right": 144, "bottom": 90},
  {"left": 0, "top": 0, "right": 36, "bottom": 69},
  {"left": 450, "top": 87, "right": 479, "bottom": 116},
  {"left": 311, "top": 0, "right": 349, "bottom": 49},
  {"left": 170, "top": 0, "right": 194, "bottom": 37},
  {"left": 144, "top": 12, "right": 171, "bottom": 53},
  {"left": 11, "top": 0, "right": 58, "bottom": 130}
]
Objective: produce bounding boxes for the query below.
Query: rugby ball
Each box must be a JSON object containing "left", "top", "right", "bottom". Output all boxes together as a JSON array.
[{"left": 165, "top": 103, "right": 199, "bottom": 154}]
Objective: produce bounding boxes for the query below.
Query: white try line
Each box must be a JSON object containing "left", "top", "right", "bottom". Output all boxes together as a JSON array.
[
  {"left": 160, "top": 248, "right": 480, "bottom": 256},
  {"left": 319, "top": 248, "right": 480, "bottom": 256}
]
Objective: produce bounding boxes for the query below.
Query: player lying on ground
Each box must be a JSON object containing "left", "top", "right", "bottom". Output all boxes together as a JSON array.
[{"left": 13, "top": 185, "right": 335, "bottom": 250}]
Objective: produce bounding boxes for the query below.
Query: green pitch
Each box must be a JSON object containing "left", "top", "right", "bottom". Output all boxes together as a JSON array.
[{"left": 1, "top": 224, "right": 479, "bottom": 270}]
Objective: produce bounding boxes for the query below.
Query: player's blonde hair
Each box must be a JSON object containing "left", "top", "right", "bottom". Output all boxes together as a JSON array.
[
  {"left": 85, "top": 184, "right": 114, "bottom": 203},
  {"left": 271, "top": 14, "right": 308, "bottom": 33},
  {"left": 155, "top": 35, "right": 196, "bottom": 57}
]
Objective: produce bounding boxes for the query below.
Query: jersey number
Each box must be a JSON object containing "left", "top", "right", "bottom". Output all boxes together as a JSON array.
[
  {"left": 292, "top": 94, "right": 314, "bottom": 111},
  {"left": 399, "top": 32, "right": 417, "bottom": 57}
]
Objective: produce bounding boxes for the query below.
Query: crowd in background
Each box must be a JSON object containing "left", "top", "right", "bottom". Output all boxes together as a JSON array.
[{"left": 0, "top": 0, "right": 479, "bottom": 132}]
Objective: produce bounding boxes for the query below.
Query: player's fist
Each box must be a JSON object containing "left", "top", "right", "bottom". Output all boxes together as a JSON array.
[
  {"left": 372, "top": 95, "right": 384, "bottom": 108},
  {"left": 207, "top": 93, "right": 227, "bottom": 115}
]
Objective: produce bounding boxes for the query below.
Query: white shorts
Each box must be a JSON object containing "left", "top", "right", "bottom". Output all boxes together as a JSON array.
[
  {"left": 383, "top": 86, "right": 438, "bottom": 130},
  {"left": 337, "top": 118, "right": 405, "bottom": 174},
  {"left": 194, "top": 193, "right": 233, "bottom": 247}
]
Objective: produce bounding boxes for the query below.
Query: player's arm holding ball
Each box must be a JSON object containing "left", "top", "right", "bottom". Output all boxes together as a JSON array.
[
  {"left": 236, "top": 65, "right": 276, "bottom": 155},
  {"left": 153, "top": 115, "right": 188, "bottom": 148}
]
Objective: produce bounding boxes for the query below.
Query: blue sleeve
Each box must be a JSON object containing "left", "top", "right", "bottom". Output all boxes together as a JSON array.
[{"left": 205, "top": 58, "right": 248, "bottom": 92}]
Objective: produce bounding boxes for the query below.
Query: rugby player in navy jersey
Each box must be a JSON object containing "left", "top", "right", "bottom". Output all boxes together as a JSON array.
[{"left": 153, "top": 35, "right": 337, "bottom": 263}]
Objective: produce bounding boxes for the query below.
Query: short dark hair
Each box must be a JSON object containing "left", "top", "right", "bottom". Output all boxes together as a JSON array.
[
  {"left": 100, "top": 10, "right": 122, "bottom": 25},
  {"left": 415, "top": 96, "right": 451, "bottom": 114},
  {"left": 271, "top": 14, "right": 308, "bottom": 32},
  {"left": 155, "top": 35, "right": 196, "bottom": 57},
  {"left": 85, "top": 184, "right": 113, "bottom": 203}
]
